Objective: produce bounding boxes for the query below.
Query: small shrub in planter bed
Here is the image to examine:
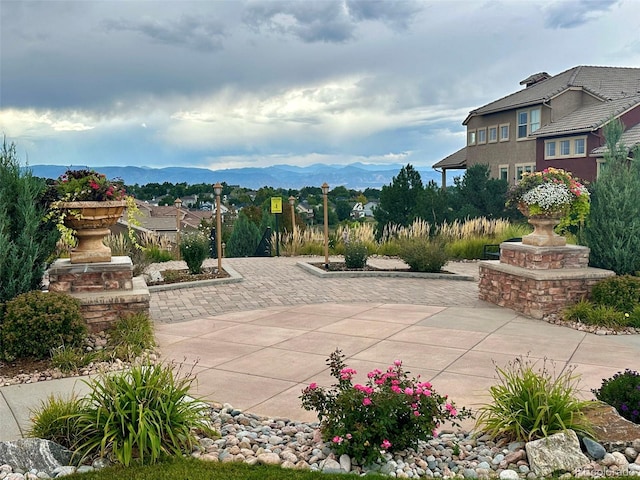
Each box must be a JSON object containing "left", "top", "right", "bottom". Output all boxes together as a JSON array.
[
  {"left": 398, "top": 238, "right": 449, "bottom": 273},
  {"left": 344, "top": 241, "right": 368, "bottom": 269},
  {"left": 1, "top": 290, "right": 86, "bottom": 360},
  {"left": 593, "top": 369, "right": 640, "bottom": 424},
  {"left": 179, "top": 231, "right": 209, "bottom": 274},
  {"left": 591, "top": 275, "right": 640, "bottom": 313}
]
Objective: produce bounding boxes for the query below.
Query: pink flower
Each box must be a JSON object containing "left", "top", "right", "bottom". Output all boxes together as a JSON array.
[
  {"left": 411, "top": 403, "right": 418, "bottom": 409},
  {"left": 394, "top": 359, "right": 402, "bottom": 366},
  {"left": 340, "top": 368, "right": 357, "bottom": 380},
  {"left": 362, "top": 397, "right": 372, "bottom": 406},
  {"left": 445, "top": 403, "right": 458, "bottom": 416},
  {"left": 404, "top": 387, "right": 414, "bottom": 395},
  {"left": 413, "top": 410, "right": 421, "bottom": 417},
  {"left": 391, "top": 385, "right": 402, "bottom": 394},
  {"left": 381, "top": 439, "right": 392, "bottom": 450},
  {"left": 346, "top": 433, "right": 352, "bottom": 439},
  {"left": 432, "top": 429, "right": 439, "bottom": 438},
  {"left": 332, "top": 436, "right": 343, "bottom": 444}
]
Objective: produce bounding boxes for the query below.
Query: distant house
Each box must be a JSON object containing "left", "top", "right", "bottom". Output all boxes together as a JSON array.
[
  {"left": 296, "top": 201, "right": 315, "bottom": 221},
  {"left": 351, "top": 201, "right": 378, "bottom": 219},
  {"left": 434, "top": 65, "right": 640, "bottom": 185}
]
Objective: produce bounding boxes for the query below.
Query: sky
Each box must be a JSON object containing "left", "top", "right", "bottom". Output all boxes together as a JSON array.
[{"left": 1, "top": 0, "right": 640, "bottom": 172}]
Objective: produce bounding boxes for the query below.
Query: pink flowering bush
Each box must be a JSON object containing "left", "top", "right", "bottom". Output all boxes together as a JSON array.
[{"left": 300, "top": 349, "right": 472, "bottom": 464}]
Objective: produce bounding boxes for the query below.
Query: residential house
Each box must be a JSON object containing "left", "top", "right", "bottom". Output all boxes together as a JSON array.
[
  {"left": 351, "top": 201, "right": 378, "bottom": 219},
  {"left": 434, "top": 66, "right": 640, "bottom": 185}
]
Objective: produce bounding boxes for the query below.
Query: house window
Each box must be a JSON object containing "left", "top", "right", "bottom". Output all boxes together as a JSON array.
[
  {"left": 500, "top": 124, "right": 510, "bottom": 142},
  {"left": 468, "top": 130, "right": 476, "bottom": 146},
  {"left": 499, "top": 165, "right": 509, "bottom": 181},
  {"left": 546, "top": 141, "right": 556, "bottom": 157},
  {"left": 515, "top": 163, "right": 535, "bottom": 182},
  {"left": 517, "top": 107, "right": 541, "bottom": 139},
  {"left": 488, "top": 126, "right": 498, "bottom": 143},
  {"left": 477, "top": 128, "right": 487, "bottom": 144},
  {"left": 544, "top": 135, "right": 588, "bottom": 159}
]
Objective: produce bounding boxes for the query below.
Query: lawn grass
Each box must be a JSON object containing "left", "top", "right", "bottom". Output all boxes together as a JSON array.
[{"left": 62, "top": 457, "right": 389, "bottom": 479}]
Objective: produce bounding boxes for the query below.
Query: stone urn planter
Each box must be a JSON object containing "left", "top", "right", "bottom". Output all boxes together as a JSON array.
[
  {"left": 522, "top": 214, "right": 566, "bottom": 247},
  {"left": 58, "top": 200, "right": 126, "bottom": 263}
]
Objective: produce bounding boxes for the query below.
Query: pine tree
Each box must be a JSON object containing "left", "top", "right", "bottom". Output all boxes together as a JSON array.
[
  {"left": 374, "top": 164, "right": 425, "bottom": 230},
  {"left": 226, "top": 212, "right": 261, "bottom": 257},
  {"left": 585, "top": 119, "right": 640, "bottom": 275},
  {"left": 0, "top": 139, "right": 60, "bottom": 303}
]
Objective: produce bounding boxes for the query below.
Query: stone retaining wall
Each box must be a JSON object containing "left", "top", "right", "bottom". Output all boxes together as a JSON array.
[
  {"left": 47, "top": 256, "right": 149, "bottom": 332},
  {"left": 478, "top": 243, "right": 614, "bottom": 318}
]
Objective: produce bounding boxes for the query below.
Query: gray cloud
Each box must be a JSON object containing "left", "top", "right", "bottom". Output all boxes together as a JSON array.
[
  {"left": 346, "top": 0, "right": 422, "bottom": 30},
  {"left": 103, "top": 15, "right": 227, "bottom": 52},
  {"left": 243, "top": 1, "right": 356, "bottom": 43},
  {"left": 544, "top": 0, "right": 619, "bottom": 29}
]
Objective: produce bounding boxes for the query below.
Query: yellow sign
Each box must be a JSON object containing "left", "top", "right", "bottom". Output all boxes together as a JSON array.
[{"left": 271, "top": 197, "right": 282, "bottom": 214}]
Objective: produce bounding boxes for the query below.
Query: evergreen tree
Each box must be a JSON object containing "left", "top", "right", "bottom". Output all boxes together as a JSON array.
[
  {"left": 374, "top": 164, "right": 425, "bottom": 230},
  {"left": 226, "top": 211, "right": 261, "bottom": 257},
  {"left": 585, "top": 119, "right": 640, "bottom": 275},
  {"left": 449, "top": 164, "right": 508, "bottom": 220},
  {"left": 0, "top": 140, "right": 60, "bottom": 303}
]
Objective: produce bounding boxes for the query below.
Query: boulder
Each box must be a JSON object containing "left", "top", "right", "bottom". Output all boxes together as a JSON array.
[
  {"left": 582, "top": 402, "right": 640, "bottom": 449},
  {"left": 581, "top": 436, "right": 606, "bottom": 460},
  {"left": 0, "top": 439, "right": 72, "bottom": 476},
  {"left": 525, "top": 431, "right": 590, "bottom": 477}
]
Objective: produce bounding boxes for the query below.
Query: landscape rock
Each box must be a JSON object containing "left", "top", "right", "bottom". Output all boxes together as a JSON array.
[
  {"left": 499, "top": 469, "right": 519, "bottom": 480},
  {"left": 582, "top": 403, "right": 640, "bottom": 448},
  {"left": 525, "top": 430, "right": 590, "bottom": 477},
  {"left": 582, "top": 437, "right": 606, "bottom": 460},
  {"left": 321, "top": 458, "right": 343, "bottom": 473},
  {"left": 256, "top": 452, "right": 280, "bottom": 465},
  {"left": 0, "top": 440, "right": 72, "bottom": 477}
]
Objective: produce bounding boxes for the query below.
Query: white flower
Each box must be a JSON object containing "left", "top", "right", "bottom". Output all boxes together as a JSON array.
[{"left": 521, "top": 183, "right": 572, "bottom": 211}]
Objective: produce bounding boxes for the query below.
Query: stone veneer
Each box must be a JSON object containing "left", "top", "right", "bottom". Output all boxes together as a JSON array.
[
  {"left": 47, "top": 256, "right": 150, "bottom": 332},
  {"left": 479, "top": 243, "right": 613, "bottom": 319}
]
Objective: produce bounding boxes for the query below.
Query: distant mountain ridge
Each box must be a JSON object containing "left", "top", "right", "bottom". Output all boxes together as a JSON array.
[{"left": 29, "top": 163, "right": 443, "bottom": 190}]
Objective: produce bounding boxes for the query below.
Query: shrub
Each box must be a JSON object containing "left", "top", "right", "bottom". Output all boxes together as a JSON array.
[
  {"left": 300, "top": 349, "right": 471, "bottom": 465},
  {"left": 398, "top": 238, "right": 449, "bottom": 272},
  {"left": 344, "top": 241, "right": 368, "bottom": 269},
  {"left": 108, "top": 312, "right": 155, "bottom": 361},
  {"left": 179, "top": 231, "right": 209, "bottom": 274},
  {"left": 591, "top": 275, "right": 640, "bottom": 313},
  {"left": 593, "top": 369, "right": 640, "bottom": 424},
  {"left": 1, "top": 291, "right": 86, "bottom": 360},
  {"left": 474, "top": 356, "right": 593, "bottom": 442},
  {"left": 0, "top": 140, "right": 60, "bottom": 304},
  {"left": 145, "top": 245, "right": 174, "bottom": 263},
  {"left": 226, "top": 212, "right": 260, "bottom": 258},
  {"left": 28, "top": 394, "right": 86, "bottom": 449},
  {"left": 585, "top": 119, "right": 640, "bottom": 275},
  {"left": 71, "top": 362, "right": 214, "bottom": 466}
]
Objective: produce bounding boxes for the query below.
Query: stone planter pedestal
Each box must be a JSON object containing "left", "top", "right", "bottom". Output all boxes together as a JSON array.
[
  {"left": 478, "top": 242, "right": 614, "bottom": 319},
  {"left": 47, "top": 256, "right": 150, "bottom": 332}
]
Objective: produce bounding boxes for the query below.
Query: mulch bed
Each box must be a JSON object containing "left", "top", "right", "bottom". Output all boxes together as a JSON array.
[
  {"left": 309, "top": 262, "right": 454, "bottom": 274},
  {"left": 146, "top": 267, "right": 230, "bottom": 286}
]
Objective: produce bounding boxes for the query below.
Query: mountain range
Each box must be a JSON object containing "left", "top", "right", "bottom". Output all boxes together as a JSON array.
[{"left": 29, "top": 163, "right": 444, "bottom": 190}]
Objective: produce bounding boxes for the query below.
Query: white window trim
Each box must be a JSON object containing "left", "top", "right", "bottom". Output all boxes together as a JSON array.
[
  {"left": 498, "top": 164, "right": 509, "bottom": 181},
  {"left": 544, "top": 135, "right": 588, "bottom": 159},
  {"left": 499, "top": 123, "right": 510, "bottom": 142},
  {"left": 515, "top": 163, "right": 535, "bottom": 182},
  {"left": 516, "top": 107, "right": 541, "bottom": 140},
  {"left": 468, "top": 130, "right": 476, "bottom": 146},
  {"left": 488, "top": 125, "right": 498, "bottom": 143},
  {"left": 477, "top": 127, "right": 487, "bottom": 145}
]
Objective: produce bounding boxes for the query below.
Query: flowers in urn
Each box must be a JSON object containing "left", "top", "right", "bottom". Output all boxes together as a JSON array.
[
  {"left": 507, "top": 167, "right": 590, "bottom": 224},
  {"left": 54, "top": 169, "right": 126, "bottom": 202}
]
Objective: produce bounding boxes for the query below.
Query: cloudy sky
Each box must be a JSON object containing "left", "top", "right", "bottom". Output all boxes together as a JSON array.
[{"left": 1, "top": 0, "right": 639, "bottom": 171}]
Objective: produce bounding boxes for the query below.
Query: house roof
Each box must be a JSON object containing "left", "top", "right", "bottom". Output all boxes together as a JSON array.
[
  {"left": 531, "top": 94, "right": 640, "bottom": 137},
  {"left": 591, "top": 122, "right": 640, "bottom": 157},
  {"left": 465, "top": 66, "right": 640, "bottom": 123},
  {"left": 432, "top": 146, "right": 467, "bottom": 169}
]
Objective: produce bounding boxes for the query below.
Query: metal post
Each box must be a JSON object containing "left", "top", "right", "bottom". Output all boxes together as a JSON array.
[
  {"left": 174, "top": 197, "right": 182, "bottom": 260},
  {"left": 213, "top": 182, "right": 223, "bottom": 273},
  {"left": 322, "top": 182, "right": 329, "bottom": 269}
]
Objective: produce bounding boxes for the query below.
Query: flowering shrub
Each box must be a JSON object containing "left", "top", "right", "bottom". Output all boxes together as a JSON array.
[
  {"left": 506, "top": 167, "right": 590, "bottom": 226},
  {"left": 593, "top": 369, "right": 640, "bottom": 424},
  {"left": 55, "top": 169, "right": 126, "bottom": 201},
  {"left": 179, "top": 231, "right": 210, "bottom": 274},
  {"left": 300, "top": 349, "right": 471, "bottom": 465}
]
